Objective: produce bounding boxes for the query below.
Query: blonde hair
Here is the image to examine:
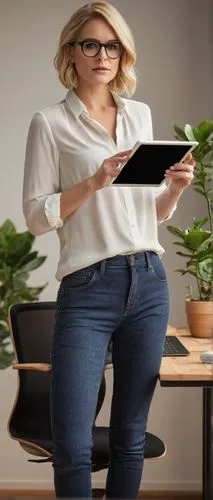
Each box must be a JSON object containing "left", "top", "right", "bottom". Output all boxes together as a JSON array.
[{"left": 54, "top": 1, "right": 137, "bottom": 96}]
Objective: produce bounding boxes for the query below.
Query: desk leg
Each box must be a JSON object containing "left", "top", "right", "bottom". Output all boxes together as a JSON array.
[{"left": 202, "top": 387, "right": 213, "bottom": 500}]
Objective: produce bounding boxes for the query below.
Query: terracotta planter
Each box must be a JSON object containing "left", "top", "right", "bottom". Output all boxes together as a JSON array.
[{"left": 185, "top": 299, "right": 213, "bottom": 338}]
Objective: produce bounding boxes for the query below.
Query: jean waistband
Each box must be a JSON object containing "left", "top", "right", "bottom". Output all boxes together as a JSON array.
[{"left": 101, "top": 251, "right": 157, "bottom": 269}]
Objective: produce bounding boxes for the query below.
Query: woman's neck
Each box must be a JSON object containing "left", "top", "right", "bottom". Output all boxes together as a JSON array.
[{"left": 74, "top": 84, "right": 115, "bottom": 112}]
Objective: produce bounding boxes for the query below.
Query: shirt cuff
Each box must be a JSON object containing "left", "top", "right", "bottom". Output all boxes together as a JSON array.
[
  {"left": 44, "top": 193, "right": 63, "bottom": 229},
  {"left": 157, "top": 204, "right": 177, "bottom": 224}
]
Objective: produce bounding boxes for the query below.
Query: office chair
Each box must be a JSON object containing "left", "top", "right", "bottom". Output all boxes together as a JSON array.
[{"left": 8, "top": 302, "right": 166, "bottom": 493}]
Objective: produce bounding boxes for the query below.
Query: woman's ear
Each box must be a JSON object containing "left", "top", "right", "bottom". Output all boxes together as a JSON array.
[{"left": 66, "top": 44, "right": 75, "bottom": 63}]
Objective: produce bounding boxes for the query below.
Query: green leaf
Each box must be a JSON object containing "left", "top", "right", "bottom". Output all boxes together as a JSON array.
[
  {"left": 173, "top": 242, "right": 193, "bottom": 249},
  {"left": 0, "top": 219, "right": 47, "bottom": 369},
  {"left": 193, "top": 217, "right": 209, "bottom": 228},
  {"left": 194, "top": 188, "right": 205, "bottom": 196},
  {"left": 173, "top": 125, "right": 188, "bottom": 141},
  {"left": 185, "top": 230, "right": 211, "bottom": 250},
  {"left": 19, "top": 255, "right": 47, "bottom": 273},
  {"left": 167, "top": 226, "right": 185, "bottom": 239},
  {"left": 191, "top": 127, "right": 201, "bottom": 142},
  {"left": 193, "top": 181, "right": 202, "bottom": 186},
  {"left": 0, "top": 348, "right": 14, "bottom": 369},
  {"left": 184, "top": 124, "right": 196, "bottom": 141},
  {"left": 15, "top": 284, "right": 47, "bottom": 301},
  {"left": 198, "top": 257, "right": 213, "bottom": 282},
  {"left": 0, "top": 233, "right": 8, "bottom": 253},
  {"left": 6, "top": 232, "right": 34, "bottom": 258},
  {"left": 0, "top": 219, "right": 16, "bottom": 237},
  {"left": 204, "top": 164, "right": 213, "bottom": 169},
  {"left": 28, "top": 284, "right": 48, "bottom": 297},
  {"left": 0, "top": 323, "right": 9, "bottom": 335},
  {"left": 12, "top": 273, "right": 30, "bottom": 291},
  {"left": 176, "top": 251, "right": 194, "bottom": 258},
  {"left": 196, "top": 120, "right": 213, "bottom": 142},
  {"left": 0, "top": 264, "right": 13, "bottom": 283},
  {"left": 17, "top": 251, "right": 38, "bottom": 267}
]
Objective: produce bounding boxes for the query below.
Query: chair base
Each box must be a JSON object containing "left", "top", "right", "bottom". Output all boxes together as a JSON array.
[{"left": 92, "top": 488, "right": 105, "bottom": 498}]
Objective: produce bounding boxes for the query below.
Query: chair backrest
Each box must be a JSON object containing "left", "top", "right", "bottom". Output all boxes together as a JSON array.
[
  {"left": 8, "top": 302, "right": 106, "bottom": 447},
  {"left": 9, "top": 302, "right": 57, "bottom": 443},
  {"left": 9, "top": 301, "right": 56, "bottom": 364}
]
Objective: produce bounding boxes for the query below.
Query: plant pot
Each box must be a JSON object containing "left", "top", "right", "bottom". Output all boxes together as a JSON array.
[{"left": 185, "top": 299, "right": 213, "bottom": 338}]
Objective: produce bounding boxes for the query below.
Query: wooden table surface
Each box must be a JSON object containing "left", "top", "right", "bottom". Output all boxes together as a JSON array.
[{"left": 160, "top": 326, "right": 213, "bottom": 382}]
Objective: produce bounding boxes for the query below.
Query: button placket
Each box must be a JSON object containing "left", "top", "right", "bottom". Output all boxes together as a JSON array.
[
  {"left": 120, "top": 188, "right": 139, "bottom": 243},
  {"left": 115, "top": 111, "right": 123, "bottom": 150},
  {"left": 82, "top": 113, "right": 118, "bottom": 151}
]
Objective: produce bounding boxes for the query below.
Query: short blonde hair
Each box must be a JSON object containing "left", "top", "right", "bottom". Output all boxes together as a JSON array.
[{"left": 54, "top": 1, "right": 137, "bottom": 96}]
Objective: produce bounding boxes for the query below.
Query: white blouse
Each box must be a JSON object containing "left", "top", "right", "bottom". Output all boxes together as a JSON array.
[{"left": 23, "top": 90, "right": 174, "bottom": 281}]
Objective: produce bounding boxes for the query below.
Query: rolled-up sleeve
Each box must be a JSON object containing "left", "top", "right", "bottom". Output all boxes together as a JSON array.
[
  {"left": 154, "top": 182, "right": 177, "bottom": 224},
  {"left": 22, "top": 112, "right": 63, "bottom": 236}
]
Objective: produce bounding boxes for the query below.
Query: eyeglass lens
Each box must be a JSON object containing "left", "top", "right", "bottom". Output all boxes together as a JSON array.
[{"left": 82, "top": 40, "right": 122, "bottom": 58}]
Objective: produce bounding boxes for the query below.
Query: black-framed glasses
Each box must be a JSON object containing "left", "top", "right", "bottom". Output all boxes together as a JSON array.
[{"left": 69, "top": 39, "right": 123, "bottom": 59}]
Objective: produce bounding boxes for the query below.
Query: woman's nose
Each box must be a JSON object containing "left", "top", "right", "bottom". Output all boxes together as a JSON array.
[{"left": 96, "top": 46, "right": 108, "bottom": 60}]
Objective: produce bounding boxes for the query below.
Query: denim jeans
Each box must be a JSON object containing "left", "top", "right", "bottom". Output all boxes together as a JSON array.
[{"left": 50, "top": 251, "right": 169, "bottom": 498}]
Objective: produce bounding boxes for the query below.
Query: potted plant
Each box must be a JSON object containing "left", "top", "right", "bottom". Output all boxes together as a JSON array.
[
  {"left": 0, "top": 219, "right": 47, "bottom": 368},
  {"left": 167, "top": 120, "right": 213, "bottom": 337}
]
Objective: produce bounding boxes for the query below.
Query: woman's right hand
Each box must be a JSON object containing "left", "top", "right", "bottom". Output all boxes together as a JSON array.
[{"left": 91, "top": 149, "right": 132, "bottom": 190}]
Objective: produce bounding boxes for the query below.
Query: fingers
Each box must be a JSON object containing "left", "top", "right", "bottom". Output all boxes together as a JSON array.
[
  {"left": 164, "top": 160, "right": 194, "bottom": 184},
  {"left": 167, "top": 171, "right": 194, "bottom": 180},
  {"left": 164, "top": 169, "right": 194, "bottom": 183},
  {"left": 107, "top": 151, "right": 131, "bottom": 163},
  {"left": 109, "top": 156, "right": 129, "bottom": 165},
  {"left": 183, "top": 153, "right": 196, "bottom": 165},
  {"left": 167, "top": 161, "right": 195, "bottom": 173},
  {"left": 113, "top": 149, "right": 132, "bottom": 157}
]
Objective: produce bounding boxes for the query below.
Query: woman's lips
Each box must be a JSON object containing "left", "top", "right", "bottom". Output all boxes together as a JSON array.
[{"left": 92, "top": 67, "right": 110, "bottom": 71}]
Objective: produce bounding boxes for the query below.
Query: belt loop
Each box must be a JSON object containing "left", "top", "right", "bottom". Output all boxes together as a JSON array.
[
  {"left": 145, "top": 251, "right": 153, "bottom": 271},
  {"left": 100, "top": 258, "right": 106, "bottom": 276},
  {"left": 129, "top": 254, "right": 135, "bottom": 265}
]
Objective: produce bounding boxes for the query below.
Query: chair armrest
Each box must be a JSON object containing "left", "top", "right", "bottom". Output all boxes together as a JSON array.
[
  {"left": 12, "top": 363, "right": 51, "bottom": 372},
  {"left": 105, "top": 363, "right": 112, "bottom": 370}
]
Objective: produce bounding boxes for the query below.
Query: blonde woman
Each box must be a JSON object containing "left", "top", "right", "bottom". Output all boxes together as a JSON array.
[{"left": 23, "top": 1, "right": 195, "bottom": 498}]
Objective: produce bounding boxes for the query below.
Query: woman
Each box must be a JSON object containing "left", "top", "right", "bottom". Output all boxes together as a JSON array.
[{"left": 23, "top": 1, "right": 195, "bottom": 498}]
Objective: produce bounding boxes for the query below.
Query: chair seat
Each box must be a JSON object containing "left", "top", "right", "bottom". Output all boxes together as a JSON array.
[
  {"left": 11, "top": 426, "right": 165, "bottom": 464},
  {"left": 144, "top": 431, "right": 165, "bottom": 458},
  {"left": 91, "top": 426, "right": 110, "bottom": 469}
]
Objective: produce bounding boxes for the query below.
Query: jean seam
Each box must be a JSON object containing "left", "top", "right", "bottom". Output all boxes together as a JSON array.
[{"left": 123, "top": 267, "right": 137, "bottom": 316}]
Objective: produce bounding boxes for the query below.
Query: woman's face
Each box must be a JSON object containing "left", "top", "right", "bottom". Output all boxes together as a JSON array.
[{"left": 70, "top": 17, "right": 122, "bottom": 88}]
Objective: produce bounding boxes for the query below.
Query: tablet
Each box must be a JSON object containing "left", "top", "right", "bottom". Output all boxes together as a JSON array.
[{"left": 111, "top": 140, "right": 198, "bottom": 187}]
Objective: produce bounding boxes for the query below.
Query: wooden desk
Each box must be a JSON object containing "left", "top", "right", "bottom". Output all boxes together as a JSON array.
[{"left": 159, "top": 328, "right": 213, "bottom": 500}]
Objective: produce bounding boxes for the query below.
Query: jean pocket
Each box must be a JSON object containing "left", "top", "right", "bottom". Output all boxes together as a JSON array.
[
  {"left": 150, "top": 254, "right": 167, "bottom": 282},
  {"left": 62, "top": 264, "right": 99, "bottom": 291}
]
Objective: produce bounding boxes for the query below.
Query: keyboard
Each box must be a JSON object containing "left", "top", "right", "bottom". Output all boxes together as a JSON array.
[
  {"left": 106, "top": 335, "right": 189, "bottom": 364},
  {"left": 163, "top": 336, "right": 189, "bottom": 357}
]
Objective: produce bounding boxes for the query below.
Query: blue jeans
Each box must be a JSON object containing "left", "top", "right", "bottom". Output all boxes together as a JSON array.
[{"left": 50, "top": 252, "right": 169, "bottom": 498}]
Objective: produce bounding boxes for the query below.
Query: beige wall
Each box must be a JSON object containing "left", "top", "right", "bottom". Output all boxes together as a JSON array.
[{"left": 0, "top": 0, "right": 212, "bottom": 492}]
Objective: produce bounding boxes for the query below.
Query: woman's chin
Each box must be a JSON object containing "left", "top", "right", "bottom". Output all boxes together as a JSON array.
[{"left": 90, "top": 72, "right": 113, "bottom": 84}]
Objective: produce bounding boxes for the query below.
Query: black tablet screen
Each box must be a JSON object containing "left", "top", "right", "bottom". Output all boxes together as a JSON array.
[{"left": 112, "top": 143, "right": 192, "bottom": 185}]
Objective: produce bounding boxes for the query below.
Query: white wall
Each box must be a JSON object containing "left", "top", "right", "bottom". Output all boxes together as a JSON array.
[{"left": 0, "top": 0, "right": 212, "bottom": 492}]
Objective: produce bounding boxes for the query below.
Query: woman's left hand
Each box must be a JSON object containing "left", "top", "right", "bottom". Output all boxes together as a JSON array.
[{"left": 164, "top": 153, "right": 195, "bottom": 191}]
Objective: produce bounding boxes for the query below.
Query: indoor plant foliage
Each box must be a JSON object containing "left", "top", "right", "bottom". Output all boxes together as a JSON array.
[
  {"left": 0, "top": 219, "right": 47, "bottom": 369},
  {"left": 167, "top": 120, "right": 213, "bottom": 336},
  {"left": 167, "top": 119, "right": 213, "bottom": 301}
]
